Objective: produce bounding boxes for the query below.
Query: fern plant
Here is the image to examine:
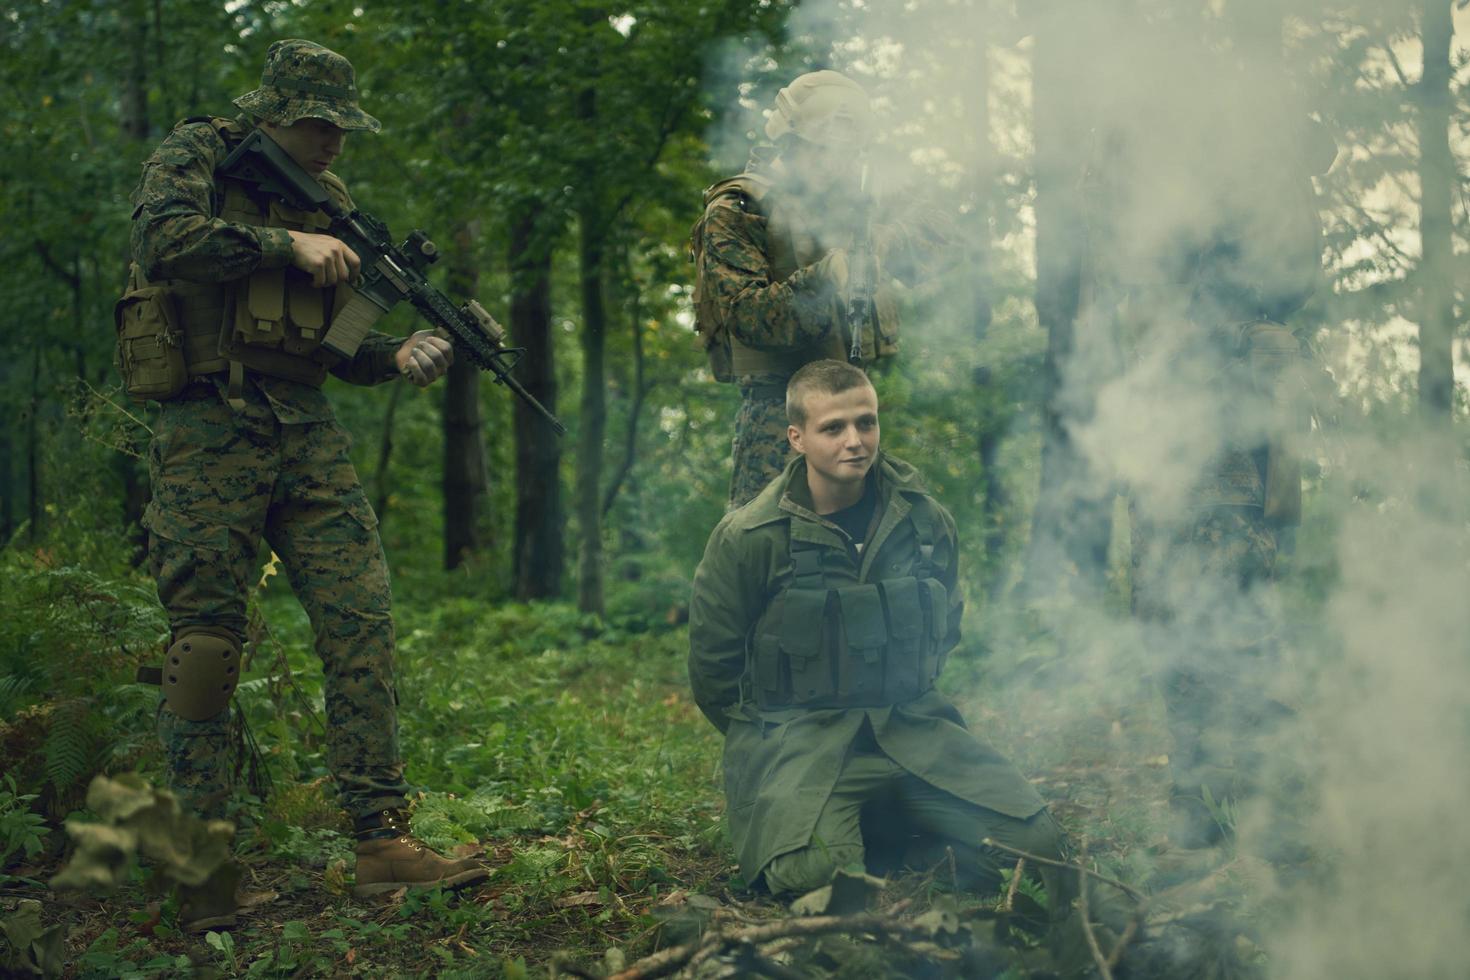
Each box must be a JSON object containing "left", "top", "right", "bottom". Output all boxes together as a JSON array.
[{"left": 0, "top": 773, "right": 50, "bottom": 875}]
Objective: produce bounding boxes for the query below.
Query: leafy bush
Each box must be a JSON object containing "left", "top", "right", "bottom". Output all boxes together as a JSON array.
[{"left": 0, "top": 774, "right": 49, "bottom": 876}]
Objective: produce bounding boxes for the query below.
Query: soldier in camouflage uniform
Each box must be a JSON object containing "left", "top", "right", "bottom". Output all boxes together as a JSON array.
[
  {"left": 125, "top": 39, "right": 484, "bottom": 927},
  {"left": 1091, "top": 64, "right": 1335, "bottom": 852},
  {"left": 691, "top": 70, "right": 949, "bottom": 508}
]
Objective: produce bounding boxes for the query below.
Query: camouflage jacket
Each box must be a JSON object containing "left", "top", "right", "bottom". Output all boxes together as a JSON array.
[
  {"left": 693, "top": 155, "right": 954, "bottom": 387},
  {"left": 130, "top": 116, "right": 402, "bottom": 419},
  {"left": 688, "top": 453, "right": 1045, "bottom": 881}
]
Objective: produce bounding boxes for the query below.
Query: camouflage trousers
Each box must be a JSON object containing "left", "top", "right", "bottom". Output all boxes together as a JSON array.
[
  {"left": 145, "top": 379, "right": 409, "bottom": 821},
  {"left": 729, "top": 389, "right": 792, "bottom": 509},
  {"left": 1131, "top": 500, "right": 1288, "bottom": 840}
]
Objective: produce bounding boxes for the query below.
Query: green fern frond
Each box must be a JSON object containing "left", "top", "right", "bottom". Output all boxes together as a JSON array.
[{"left": 42, "top": 701, "right": 94, "bottom": 795}]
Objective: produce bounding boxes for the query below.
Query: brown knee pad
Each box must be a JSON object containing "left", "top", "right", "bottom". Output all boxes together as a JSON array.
[{"left": 161, "top": 627, "right": 242, "bottom": 721}]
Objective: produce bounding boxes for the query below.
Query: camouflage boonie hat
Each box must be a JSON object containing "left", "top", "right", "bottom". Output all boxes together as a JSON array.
[{"left": 234, "top": 39, "right": 381, "bottom": 133}]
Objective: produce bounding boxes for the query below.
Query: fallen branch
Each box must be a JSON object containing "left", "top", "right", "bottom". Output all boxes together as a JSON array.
[
  {"left": 1076, "top": 846, "right": 1105, "bottom": 980},
  {"left": 981, "top": 838, "right": 1147, "bottom": 905},
  {"left": 608, "top": 910, "right": 948, "bottom": 980},
  {"left": 1000, "top": 857, "right": 1024, "bottom": 914}
]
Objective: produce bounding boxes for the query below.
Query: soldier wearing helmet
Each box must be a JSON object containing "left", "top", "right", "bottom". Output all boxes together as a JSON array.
[
  {"left": 124, "top": 39, "right": 481, "bottom": 930},
  {"left": 690, "top": 70, "right": 951, "bottom": 508}
]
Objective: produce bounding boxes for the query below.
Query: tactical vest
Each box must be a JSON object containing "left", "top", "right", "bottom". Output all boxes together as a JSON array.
[
  {"left": 125, "top": 116, "right": 351, "bottom": 392},
  {"left": 747, "top": 508, "right": 948, "bottom": 710},
  {"left": 691, "top": 173, "right": 900, "bottom": 384}
]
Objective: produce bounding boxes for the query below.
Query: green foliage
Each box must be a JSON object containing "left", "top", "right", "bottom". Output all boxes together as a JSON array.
[
  {"left": 0, "top": 775, "right": 50, "bottom": 880},
  {"left": 51, "top": 774, "right": 234, "bottom": 894},
  {"left": 0, "top": 900, "right": 65, "bottom": 979}
]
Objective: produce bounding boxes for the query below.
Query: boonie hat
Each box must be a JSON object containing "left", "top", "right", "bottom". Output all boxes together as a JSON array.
[{"left": 234, "top": 38, "right": 380, "bottom": 133}]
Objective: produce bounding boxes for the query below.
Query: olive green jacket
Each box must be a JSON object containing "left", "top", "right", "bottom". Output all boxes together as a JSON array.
[{"left": 688, "top": 453, "right": 1046, "bottom": 883}]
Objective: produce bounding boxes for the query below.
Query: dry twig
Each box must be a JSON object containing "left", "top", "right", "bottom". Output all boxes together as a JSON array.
[
  {"left": 608, "top": 910, "right": 948, "bottom": 980},
  {"left": 1076, "top": 852, "right": 1113, "bottom": 980},
  {"left": 1000, "top": 857, "right": 1025, "bottom": 914},
  {"left": 981, "top": 838, "right": 1146, "bottom": 904}
]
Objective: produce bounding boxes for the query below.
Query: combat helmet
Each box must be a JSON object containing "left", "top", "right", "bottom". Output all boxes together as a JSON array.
[
  {"left": 764, "top": 70, "right": 873, "bottom": 148},
  {"left": 234, "top": 38, "right": 380, "bottom": 133}
]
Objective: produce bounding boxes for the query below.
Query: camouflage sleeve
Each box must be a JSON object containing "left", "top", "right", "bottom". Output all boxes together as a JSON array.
[
  {"left": 329, "top": 331, "right": 403, "bottom": 386},
  {"left": 129, "top": 122, "right": 295, "bottom": 283},
  {"left": 688, "top": 515, "right": 762, "bottom": 733},
  {"left": 699, "top": 196, "right": 840, "bottom": 352}
]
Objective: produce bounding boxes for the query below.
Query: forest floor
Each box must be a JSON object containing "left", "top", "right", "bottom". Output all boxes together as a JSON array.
[{"left": 1, "top": 579, "right": 1249, "bottom": 979}]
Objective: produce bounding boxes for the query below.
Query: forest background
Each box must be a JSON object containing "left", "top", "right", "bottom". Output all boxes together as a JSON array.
[{"left": 0, "top": 0, "right": 1467, "bottom": 976}]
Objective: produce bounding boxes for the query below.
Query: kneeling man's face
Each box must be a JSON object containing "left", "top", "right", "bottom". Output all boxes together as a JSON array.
[{"left": 788, "top": 384, "right": 880, "bottom": 488}]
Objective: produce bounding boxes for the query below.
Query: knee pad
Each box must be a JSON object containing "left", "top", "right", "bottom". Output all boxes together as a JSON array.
[{"left": 161, "top": 628, "right": 242, "bottom": 721}]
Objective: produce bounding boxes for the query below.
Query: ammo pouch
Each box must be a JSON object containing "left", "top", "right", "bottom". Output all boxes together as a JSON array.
[
  {"left": 115, "top": 284, "right": 189, "bottom": 401},
  {"left": 1241, "top": 321, "right": 1305, "bottom": 526},
  {"left": 749, "top": 576, "right": 948, "bottom": 710}
]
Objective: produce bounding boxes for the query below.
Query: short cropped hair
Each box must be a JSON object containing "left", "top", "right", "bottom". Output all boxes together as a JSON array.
[{"left": 786, "top": 359, "right": 874, "bottom": 426}]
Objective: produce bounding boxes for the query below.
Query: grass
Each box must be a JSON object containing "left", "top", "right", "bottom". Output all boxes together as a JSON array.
[{"left": 1, "top": 563, "right": 1200, "bottom": 977}]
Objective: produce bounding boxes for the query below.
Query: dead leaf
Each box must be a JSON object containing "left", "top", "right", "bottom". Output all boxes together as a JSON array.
[{"left": 554, "top": 891, "right": 604, "bottom": 909}]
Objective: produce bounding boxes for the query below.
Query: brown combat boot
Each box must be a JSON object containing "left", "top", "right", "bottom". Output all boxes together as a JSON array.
[
  {"left": 352, "top": 809, "right": 488, "bottom": 899},
  {"left": 177, "top": 861, "right": 243, "bottom": 933}
]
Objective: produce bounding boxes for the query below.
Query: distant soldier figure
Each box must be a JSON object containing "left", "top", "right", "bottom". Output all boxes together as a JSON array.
[
  {"left": 123, "top": 39, "right": 483, "bottom": 929},
  {"left": 1087, "top": 51, "right": 1335, "bottom": 855},
  {"left": 691, "top": 70, "right": 949, "bottom": 508},
  {"left": 687, "top": 360, "right": 1072, "bottom": 907}
]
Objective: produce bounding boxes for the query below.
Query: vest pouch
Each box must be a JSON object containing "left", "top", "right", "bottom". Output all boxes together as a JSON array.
[
  {"left": 283, "top": 272, "right": 325, "bottom": 353},
  {"left": 836, "top": 585, "right": 887, "bottom": 704},
  {"left": 781, "top": 588, "right": 834, "bottom": 705},
  {"left": 751, "top": 631, "right": 787, "bottom": 706},
  {"left": 234, "top": 267, "right": 287, "bottom": 347},
  {"left": 115, "top": 285, "right": 188, "bottom": 401},
  {"left": 919, "top": 579, "right": 949, "bottom": 683},
  {"left": 874, "top": 283, "right": 901, "bottom": 359},
  {"left": 878, "top": 577, "right": 925, "bottom": 702}
]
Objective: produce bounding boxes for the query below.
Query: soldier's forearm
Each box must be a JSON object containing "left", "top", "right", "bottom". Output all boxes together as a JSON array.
[
  {"left": 134, "top": 212, "right": 292, "bottom": 283},
  {"left": 725, "top": 273, "right": 838, "bottom": 352}
]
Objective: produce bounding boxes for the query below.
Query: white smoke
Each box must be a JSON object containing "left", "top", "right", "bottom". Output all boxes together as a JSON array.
[{"left": 701, "top": 0, "right": 1470, "bottom": 975}]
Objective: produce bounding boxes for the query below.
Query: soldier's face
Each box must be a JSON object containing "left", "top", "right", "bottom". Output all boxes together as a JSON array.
[
  {"left": 785, "top": 139, "right": 864, "bottom": 196},
  {"left": 261, "top": 117, "right": 347, "bottom": 175},
  {"left": 788, "top": 384, "right": 880, "bottom": 489}
]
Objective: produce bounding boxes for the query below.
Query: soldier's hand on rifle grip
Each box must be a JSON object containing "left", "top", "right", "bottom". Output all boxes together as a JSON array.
[
  {"left": 288, "top": 230, "right": 362, "bottom": 287},
  {"left": 396, "top": 329, "right": 454, "bottom": 387}
]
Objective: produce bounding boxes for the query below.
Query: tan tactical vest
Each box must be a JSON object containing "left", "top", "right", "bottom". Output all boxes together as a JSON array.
[
  {"left": 128, "top": 117, "right": 352, "bottom": 390},
  {"left": 691, "top": 174, "right": 900, "bottom": 384},
  {"left": 747, "top": 508, "right": 947, "bottom": 710}
]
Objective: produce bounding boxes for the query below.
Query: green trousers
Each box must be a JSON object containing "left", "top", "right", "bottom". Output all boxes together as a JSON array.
[{"left": 762, "top": 743, "right": 1064, "bottom": 897}]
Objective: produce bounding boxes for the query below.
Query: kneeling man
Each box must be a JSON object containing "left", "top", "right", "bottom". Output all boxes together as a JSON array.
[{"left": 689, "top": 360, "right": 1063, "bottom": 896}]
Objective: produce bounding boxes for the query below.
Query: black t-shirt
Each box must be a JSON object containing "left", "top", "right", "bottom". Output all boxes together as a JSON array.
[{"left": 823, "top": 478, "right": 878, "bottom": 550}]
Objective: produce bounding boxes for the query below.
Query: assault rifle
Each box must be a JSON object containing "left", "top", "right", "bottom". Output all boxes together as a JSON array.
[
  {"left": 218, "top": 128, "right": 565, "bottom": 434},
  {"left": 845, "top": 163, "right": 876, "bottom": 364}
]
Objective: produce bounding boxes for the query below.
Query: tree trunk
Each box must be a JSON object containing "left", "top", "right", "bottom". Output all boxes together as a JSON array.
[
  {"left": 120, "top": 1, "right": 150, "bottom": 142},
  {"left": 1417, "top": 0, "right": 1456, "bottom": 421},
  {"left": 575, "top": 202, "right": 608, "bottom": 616},
  {"left": 442, "top": 220, "right": 489, "bottom": 570},
  {"left": 509, "top": 210, "right": 564, "bottom": 599},
  {"left": 602, "top": 268, "right": 649, "bottom": 520},
  {"left": 1018, "top": 11, "right": 1114, "bottom": 601},
  {"left": 964, "top": 10, "right": 1009, "bottom": 597}
]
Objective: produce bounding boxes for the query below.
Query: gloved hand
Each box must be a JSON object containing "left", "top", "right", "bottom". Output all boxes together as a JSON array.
[
  {"left": 395, "top": 330, "right": 454, "bottom": 386},
  {"left": 811, "top": 248, "right": 850, "bottom": 298}
]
